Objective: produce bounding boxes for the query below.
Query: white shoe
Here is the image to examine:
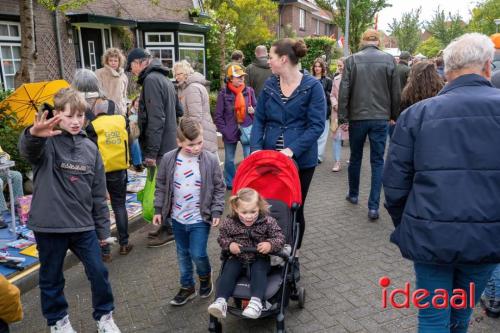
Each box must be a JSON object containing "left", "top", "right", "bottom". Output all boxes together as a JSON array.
[
  {"left": 50, "top": 315, "right": 77, "bottom": 333},
  {"left": 208, "top": 297, "right": 227, "bottom": 319},
  {"left": 96, "top": 312, "right": 121, "bottom": 333},
  {"left": 242, "top": 297, "right": 262, "bottom": 319}
]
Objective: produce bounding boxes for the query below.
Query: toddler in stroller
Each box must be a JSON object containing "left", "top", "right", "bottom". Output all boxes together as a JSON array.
[
  {"left": 208, "top": 150, "right": 305, "bottom": 333},
  {"left": 208, "top": 187, "right": 285, "bottom": 319}
]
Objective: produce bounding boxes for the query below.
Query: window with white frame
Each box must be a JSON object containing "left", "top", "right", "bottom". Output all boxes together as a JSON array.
[
  {"left": 314, "top": 19, "right": 320, "bottom": 35},
  {"left": 299, "top": 9, "right": 305, "bottom": 30},
  {"left": 146, "top": 47, "right": 175, "bottom": 78},
  {"left": 0, "top": 21, "right": 21, "bottom": 41},
  {"left": 0, "top": 44, "right": 21, "bottom": 90},
  {"left": 325, "top": 23, "right": 330, "bottom": 36},
  {"left": 178, "top": 33, "right": 205, "bottom": 76},
  {"left": 145, "top": 32, "right": 174, "bottom": 45}
]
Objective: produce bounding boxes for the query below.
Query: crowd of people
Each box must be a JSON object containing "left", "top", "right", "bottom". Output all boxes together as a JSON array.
[{"left": 1, "top": 29, "right": 500, "bottom": 333}]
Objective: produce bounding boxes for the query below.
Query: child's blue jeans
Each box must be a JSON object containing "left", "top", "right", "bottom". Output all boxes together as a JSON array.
[
  {"left": 414, "top": 262, "right": 496, "bottom": 333},
  {"left": 483, "top": 264, "right": 500, "bottom": 301},
  {"left": 35, "top": 231, "right": 114, "bottom": 326},
  {"left": 130, "top": 139, "right": 142, "bottom": 166},
  {"left": 171, "top": 219, "right": 211, "bottom": 288}
]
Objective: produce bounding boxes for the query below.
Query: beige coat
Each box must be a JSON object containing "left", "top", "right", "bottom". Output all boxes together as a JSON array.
[
  {"left": 95, "top": 65, "right": 128, "bottom": 115},
  {"left": 178, "top": 72, "right": 218, "bottom": 153}
]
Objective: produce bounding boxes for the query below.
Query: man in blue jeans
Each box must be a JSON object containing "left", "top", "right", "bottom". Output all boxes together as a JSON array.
[
  {"left": 481, "top": 265, "right": 500, "bottom": 318},
  {"left": 338, "top": 29, "right": 400, "bottom": 220},
  {"left": 383, "top": 33, "right": 500, "bottom": 332}
]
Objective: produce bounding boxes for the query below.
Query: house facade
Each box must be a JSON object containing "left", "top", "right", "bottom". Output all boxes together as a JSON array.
[
  {"left": 0, "top": 0, "right": 208, "bottom": 90},
  {"left": 278, "top": 0, "right": 336, "bottom": 38}
]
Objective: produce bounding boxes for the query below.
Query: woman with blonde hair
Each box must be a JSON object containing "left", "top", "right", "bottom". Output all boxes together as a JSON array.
[
  {"left": 96, "top": 47, "right": 128, "bottom": 115},
  {"left": 173, "top": 60, "right": 218, "bottom": 155}
]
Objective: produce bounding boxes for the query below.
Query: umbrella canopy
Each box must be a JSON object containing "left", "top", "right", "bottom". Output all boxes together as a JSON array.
[{"left": 0, "top": 80, "right": 70, "bottom": 126}]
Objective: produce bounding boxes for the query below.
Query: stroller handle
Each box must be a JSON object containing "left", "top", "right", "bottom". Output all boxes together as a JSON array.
[{"left": 239, "top": 247, "right": 290, "bottom": 259}]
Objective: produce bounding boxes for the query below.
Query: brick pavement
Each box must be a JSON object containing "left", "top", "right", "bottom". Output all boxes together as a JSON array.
[{"left": 11, "top": 142, "right": 498, "bottom": 333}]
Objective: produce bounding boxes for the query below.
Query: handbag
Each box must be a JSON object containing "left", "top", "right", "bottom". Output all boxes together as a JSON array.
[{"left": 137, "top": 166, "right": 157, "bottom": 223}]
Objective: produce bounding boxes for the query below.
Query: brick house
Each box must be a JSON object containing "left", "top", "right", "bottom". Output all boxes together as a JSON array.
[
  {"left": 277, "top": 0, "right": 336, "bottom": 38},
  {"left": 0, "top": 0, "right": 208, "bottom": 90}
]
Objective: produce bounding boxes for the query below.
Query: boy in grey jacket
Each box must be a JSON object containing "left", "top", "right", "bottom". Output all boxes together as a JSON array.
[
  {"left": 152, "top": 117, "right": 225, "bottom": 306},
  {"left": 18, "top": 88, "right": 120, "bottom": 333}
]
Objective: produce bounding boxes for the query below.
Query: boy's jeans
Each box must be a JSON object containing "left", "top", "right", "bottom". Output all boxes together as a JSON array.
[
  {"left": 483, "top": 264, "right": 500, "bottom": 300},
  {"left": 332, "top": 131, "right": 342, "bottom": 162},
  {"left": 348, "top": 120, "right": 388, "bottom": 210},
  {"left": 414, "top": 262, "right": 496, "bottom": 333},
  {"left": 130, "top": 139, "right": 142, "bottom": 166},
  {"left": 171, "top": 219, "right": 211, "bottom": 288},
  {"left": 106, "top": 170, "right": 129, "bottom": 246},
  {"left": 223, "top": 141, "right": 250, "bottom": 188},
  {"left": 35, "top": 231, "right": 114, "bottom": 326}
]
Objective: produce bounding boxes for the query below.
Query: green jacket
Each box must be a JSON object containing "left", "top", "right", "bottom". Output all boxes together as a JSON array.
[{"left": 397, "top": 62, "right": 410, "bottom": 91}]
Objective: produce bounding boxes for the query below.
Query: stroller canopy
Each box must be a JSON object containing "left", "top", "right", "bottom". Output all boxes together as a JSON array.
[{"left": 232, "top": 150, "right": 302, "bottom": 207}]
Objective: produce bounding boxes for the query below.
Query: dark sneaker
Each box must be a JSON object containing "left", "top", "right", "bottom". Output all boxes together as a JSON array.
[
  {"left": 119, "top": 244, "right": 134, "bottom": 255},
  {"left": 147, "top": 226, "right": 162, "bottom": 239},
  {"left": 199, "top": 273, "right": 213, "bottom": 298},
  {"left": 368, "top": 209, "right": 379, "bottom": 220},
  {"left": 481, "top": 295, "right": 500, "bottom": 318},
  {"left": 345, "top": 195, "right": 358, "bottom": 205},
  {"left": 170, "top": 287, "right": 196, "bottom": 306},
  {"left": 147, "top": 229, "right": 174, "bottom": 247},
  {"left": 102, "top": 253, "right": 112, "bottom": 263}
]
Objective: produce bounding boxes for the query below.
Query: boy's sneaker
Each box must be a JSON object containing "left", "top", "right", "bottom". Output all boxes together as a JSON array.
[
  {"left": 50, "top": 315, "right": 77, "bottom": 333},
  {"left": 147, "top": 228, "right": 174, "bottom": 247},
  {"left": 208, "top": 297, "right": 228, "bottom": 319},
  {"left": 242, "top": 297, "right": 263, "bottom": 319},
  {"left": 101, "top": 253, "right": 112, "bottom": 263},
  {"left": 170, "top": 287, "right": 196, "bottom": 306},
  {"left": 199, "top": 273, "right": 213, "bottom": 298},
  {"left": 481, "top": 294, "right": 500, "bottom": 318},
  {"left": 96, "top": 312, "right": 121, "bottom": 333}
]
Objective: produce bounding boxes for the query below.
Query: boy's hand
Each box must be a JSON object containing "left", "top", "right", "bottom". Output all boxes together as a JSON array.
[
  {"left": 212, "top": 217, "right": 221, "bottom": 227},
  {"left": 229, "top": 242, "right": 241, "bottom": 255},
  {"left": 152, "top": 214, "right": 162, "bottom": 226},
  {"left": 144, "top": 158, "right": 156, "bottom": 167},
  {"left": 30, "top": 111, "right": 62, "bottom": 137},
  {"left": 257, "top": 242, "right": 272, "bottom": 254}
]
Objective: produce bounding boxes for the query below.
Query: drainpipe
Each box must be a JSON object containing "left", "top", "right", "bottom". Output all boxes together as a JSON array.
[{"left": 53, "top": 1, "right": 64, "bottom": 78}]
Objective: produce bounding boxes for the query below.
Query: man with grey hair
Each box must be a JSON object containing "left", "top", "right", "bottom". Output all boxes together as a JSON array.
[
  {"left": 383, "top": 33, "right": 500, "bottom": 332},
  {"left": 127, "top": 48, "right": 178, "bottom": 247},
  {"left": 339, "top": 28, "right": 400, "bottom": 220},
  {"left": 245, "top": 45, "right": 272, "bottom": 98}
]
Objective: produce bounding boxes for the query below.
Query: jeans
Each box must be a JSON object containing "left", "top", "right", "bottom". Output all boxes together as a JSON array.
[
  {"left": 332, "top": 131, "right": 342, "bottom": 162},
  {"left": 130, "top": 139, "right": 142, "bottom": 166},
  {"left": 348, "top": 120, "right": 388, "bottom": 210},
  {"left": 414, "top": 262, "right": 496, "bottom": 333},
  {"left": 106, "top": 170, "right": 129, "bottom": 246},
  {"left": 0, "top": 170, "right": 24, "bottom": 212},
  {"left": 223, "top": 141, "right": 250, "bottom": 188},
  {"left": 317, "top": 119, "right": 330, "bottom": 162},
  {"left": 216, "top": 256, "right": 270, "bottom": 301},
  {"left": 171, "top": 219, "right": 211, "bottom": 288},
  {"left": 483, "top": 264, "right": 500, "bottom": 300},
  {"left": 35, "top": 231, "right": 114, "bottom": 326}
]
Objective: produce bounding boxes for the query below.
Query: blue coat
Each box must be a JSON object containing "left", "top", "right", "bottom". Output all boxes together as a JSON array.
[
  {"left": 383, "top": 74, "right": 500, "bottom": 265},
  {"left": 250, "top": 74, "right": 326, "bottom": 169}
]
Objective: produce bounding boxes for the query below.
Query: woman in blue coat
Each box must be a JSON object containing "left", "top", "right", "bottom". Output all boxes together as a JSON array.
[{"left": 250, "top": 38, "right": 326, "bottom": 254}]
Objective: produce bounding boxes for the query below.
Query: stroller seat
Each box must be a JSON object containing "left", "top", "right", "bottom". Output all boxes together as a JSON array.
[{"left": 231, "top": 267, "right": 283, "bottom": 300}]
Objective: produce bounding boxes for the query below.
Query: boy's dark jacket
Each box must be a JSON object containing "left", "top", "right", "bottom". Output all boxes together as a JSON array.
[
  {"left": 217, "top": 214, "right": 285, "bottom": 262},
  {"left": 154, "top": 148, "right": 225, "bottom": 222},
  {"left": 18, "top": 128, "right": 110, "bottom": 239}
]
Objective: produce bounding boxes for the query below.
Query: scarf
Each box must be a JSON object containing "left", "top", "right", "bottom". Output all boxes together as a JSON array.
[{"left": 227, "top": 82, "right": 246, "bottom": 124}]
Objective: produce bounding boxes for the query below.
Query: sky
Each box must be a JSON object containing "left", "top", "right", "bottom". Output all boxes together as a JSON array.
[{"left": 377, "top": 0, "right": 478, "bottom": 33}]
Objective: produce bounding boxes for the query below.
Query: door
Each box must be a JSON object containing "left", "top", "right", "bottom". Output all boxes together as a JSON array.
[{"left": 80, "top": 28, "right": 103, "bottom": 71}]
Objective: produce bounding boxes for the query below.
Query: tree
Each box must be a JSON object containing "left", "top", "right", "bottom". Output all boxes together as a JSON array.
[
  {"left": 203, "top": 0, "right": 277, "bottom": 87},
  {"left": 318, "top": 0, "right": 390, "bottom": 53},
  {"left": 389, "top": 7, "right": 422, "bottom": 54},
  {"left": 426, "top": 6, "right": 466, "bottom": 47},
  {"left": 415, "top": 36, "right": 442, "bottom": 58},
  {"left": 15, "top": 0, "right": 36, "bottom": 88},
  {"left": 468, "top": 0, "right": 500, "bottom": 35}
]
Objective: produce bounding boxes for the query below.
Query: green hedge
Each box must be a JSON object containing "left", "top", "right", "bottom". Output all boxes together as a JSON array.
[{"left": 302, "top": 36, "right": 338, "bottom": 74}]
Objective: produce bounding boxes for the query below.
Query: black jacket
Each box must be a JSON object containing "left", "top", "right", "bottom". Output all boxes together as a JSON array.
[
  {"left": 397, "top": 62, "right": 410, "bottom": 91},
  {"left": 338, "top": 45, "right": 401, "bottom": 122},
  {"left": 138, "top": 59, "right": 178, "bottom": 160},
  {"left": 319, "top": 76, "right": 333, "bottom": 118},
  {"left": 18, "top": 129, "right": 110, "bottom": 239},
  {"left": 245, "top": 57, "right": 272, "bottom": 98}
]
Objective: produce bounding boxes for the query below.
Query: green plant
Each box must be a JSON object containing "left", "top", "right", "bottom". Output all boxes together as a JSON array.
[
  {"left": 241, "top": 39, "right": 274, "bottom": 67},
  {"left": 302, "top": 36, "right": 337, "bottom": 74},
  {"left": 0, "top": 110, "right": 32, "bottom": 177},
  {"left": 113, "top": 26, "right": 134, "bottom": 52},
  {"left": 209, "top": 91, "right": 219, "bottom": 119},
  {"left": 188, "top": 7, "right": 201, "bottom": 17}
]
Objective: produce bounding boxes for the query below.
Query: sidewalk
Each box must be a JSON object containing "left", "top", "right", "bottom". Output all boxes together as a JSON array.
[{"left": 11, "top": 142, "right": 498, "bottom": 332}]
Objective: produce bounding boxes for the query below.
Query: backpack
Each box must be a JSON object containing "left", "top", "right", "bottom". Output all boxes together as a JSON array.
[{"left": 91, "top": 115, "right": 129, "bottom": 172}]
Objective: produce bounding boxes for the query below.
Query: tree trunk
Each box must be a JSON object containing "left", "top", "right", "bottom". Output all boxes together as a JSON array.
[
  {"left": 15, "top": 0, "right": 36, "bottom": 88},
  {"left": 219, "top": 26, "right": 226, "bottom": 88}
]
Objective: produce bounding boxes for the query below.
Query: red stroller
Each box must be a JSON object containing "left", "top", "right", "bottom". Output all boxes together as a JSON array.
[{"left": 208, "top": 150, "right": 305, "bottom": 333}]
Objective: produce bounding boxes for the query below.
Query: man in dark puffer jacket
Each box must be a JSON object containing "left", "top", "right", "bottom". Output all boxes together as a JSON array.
[{"left": 383, "top": 33, "right": 500, "bottom": 332}]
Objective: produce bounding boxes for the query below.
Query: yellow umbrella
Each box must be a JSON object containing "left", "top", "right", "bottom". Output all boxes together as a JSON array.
[{"left": 0, "top": 79, "right": 70, "bottom": 126}]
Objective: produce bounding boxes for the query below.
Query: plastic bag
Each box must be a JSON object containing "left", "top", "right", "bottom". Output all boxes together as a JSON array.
[{"left": 137, "top": 167, "right": 157, "bottom": 223}]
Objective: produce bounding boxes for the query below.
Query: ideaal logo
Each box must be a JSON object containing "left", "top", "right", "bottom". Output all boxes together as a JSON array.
[{"left": 379, "top": 276, "right": 475, "bottom": 309}]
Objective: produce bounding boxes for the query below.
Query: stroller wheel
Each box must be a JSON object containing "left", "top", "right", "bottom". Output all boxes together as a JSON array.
[{"left": 298, "top": 287, "right": 306, "bottom": 309}]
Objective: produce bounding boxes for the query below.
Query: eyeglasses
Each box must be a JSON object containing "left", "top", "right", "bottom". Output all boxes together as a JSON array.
[
  {"left": 491, "top": 63, "right": 497, "bottom": 71},
  {"left": 175, "top": 72, "right": 185, "bottom": 76}
]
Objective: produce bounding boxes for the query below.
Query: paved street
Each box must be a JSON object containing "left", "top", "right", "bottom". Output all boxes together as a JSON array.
[{"left": 11, "top": 142, "right": 498, "bottom": 333}]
